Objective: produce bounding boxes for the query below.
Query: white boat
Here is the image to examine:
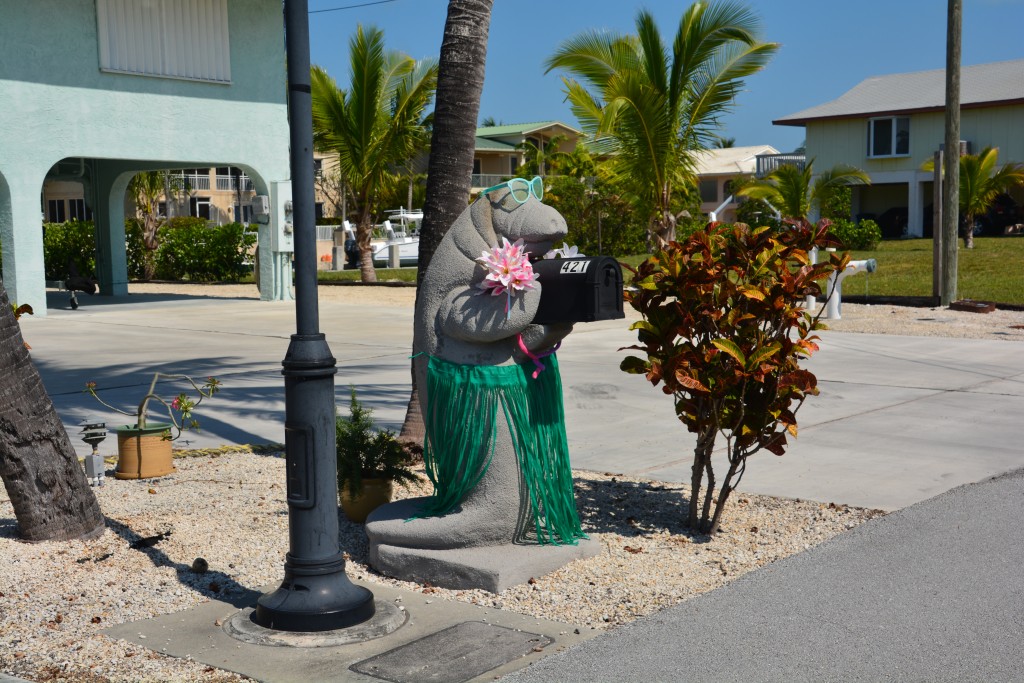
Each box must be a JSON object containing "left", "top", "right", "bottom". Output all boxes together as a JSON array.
[
  {"left": 341, "top": 219, "right": 419, "bottom": 268},
  {"left": 386, "top": 206, "right": 423, "bottom": 232}
]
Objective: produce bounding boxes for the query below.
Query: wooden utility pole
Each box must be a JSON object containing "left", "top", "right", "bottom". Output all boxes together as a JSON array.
[
  {"left": 941, "top": 0, "right": 961, "bottom": 305},
  {"left": 932, "top": 149, "right": 943, "bottom": 299}
]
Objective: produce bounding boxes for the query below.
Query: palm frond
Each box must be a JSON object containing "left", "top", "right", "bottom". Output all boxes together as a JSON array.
[{"left": 635, "top": 10, "right": 668, "bottom": 96}]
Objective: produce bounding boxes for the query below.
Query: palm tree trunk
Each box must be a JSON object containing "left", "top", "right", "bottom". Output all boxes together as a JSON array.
[
  {"left": 0, "top": 285, "right": 105, "bottom": 542},
  {"left": 357, "top": 211, "right": 377, "bottom": 283},
  {"left": 398, "top": 0, "right": 494, "bottom": 444}
]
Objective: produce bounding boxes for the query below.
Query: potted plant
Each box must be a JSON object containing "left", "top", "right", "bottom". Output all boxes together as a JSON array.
[
  {"left": 85, "top": 374, "right": 221, "bottom": 479},
  {"left": 336, "top": 388, "right": 419, "bottom": 523}
]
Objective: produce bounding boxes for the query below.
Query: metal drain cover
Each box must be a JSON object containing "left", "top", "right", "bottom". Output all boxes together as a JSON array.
[{"left": 351, "top": 620, "right": 552, "bottom": 683}]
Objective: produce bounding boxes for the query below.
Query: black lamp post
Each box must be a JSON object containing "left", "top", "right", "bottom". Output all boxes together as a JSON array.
[{"left": 252, "top": 0, "right": 374, "bottom": 632}]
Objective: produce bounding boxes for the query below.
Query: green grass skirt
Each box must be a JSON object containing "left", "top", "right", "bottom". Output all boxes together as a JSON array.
[{"left": 418, "top": 354, "right": 586, "bottom": 546}]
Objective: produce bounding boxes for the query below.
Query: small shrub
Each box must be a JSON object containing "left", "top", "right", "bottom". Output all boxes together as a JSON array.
[
  {"left": 829, "top": 218, "right": 881, "bottom": 250},
  {"left": 622, "top": 222, "right": 847, "bottom": 534},
  {"left": 820, "top": 185, "right": 853, "bottom": 222},
  {"left": 336, "top": 389, "right": 419, "bottom": 498},
  {"left": 125, "top": 218, "right": 149, "bottom": 280}
]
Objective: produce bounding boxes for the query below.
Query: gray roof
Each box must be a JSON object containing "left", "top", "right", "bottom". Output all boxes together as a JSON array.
[{"left": 775, "top": 59, "right": 1024, "bottom": 126}]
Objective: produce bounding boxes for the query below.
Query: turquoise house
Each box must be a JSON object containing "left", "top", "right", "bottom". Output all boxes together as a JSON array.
[{"left": 0, "top": 0, "right": 294, "bottom": 314}]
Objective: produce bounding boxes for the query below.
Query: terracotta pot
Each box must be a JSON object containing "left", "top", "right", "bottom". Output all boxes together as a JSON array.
[
  {"left": 339, "top": 478, "right": 394, "bottom": 523},
  {"left": 114, "top": 423, "right": 175, "bottom": 480}
]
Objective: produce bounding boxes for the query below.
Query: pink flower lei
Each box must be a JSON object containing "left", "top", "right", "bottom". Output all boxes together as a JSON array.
[{"left": 475, "top": 236, "right": 539, "bottom": 318}]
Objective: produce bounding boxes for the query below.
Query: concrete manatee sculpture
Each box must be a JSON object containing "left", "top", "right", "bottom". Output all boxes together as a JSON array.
[{"left": 365, "top": 179, "right": 599, "bottom": 591}]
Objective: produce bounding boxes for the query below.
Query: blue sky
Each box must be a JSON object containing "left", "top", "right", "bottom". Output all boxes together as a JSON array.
[{"left": 308, "top": 0, "right": 1024, "bottom": 153}]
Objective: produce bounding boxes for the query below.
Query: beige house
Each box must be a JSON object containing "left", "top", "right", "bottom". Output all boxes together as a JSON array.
[
  {"left": 472, "top": 121, "right": 582, "bottom": 191},
  {"left": 692, "top": 145, "right": 780, "bottom": 223},
  {"left": 775, "top": 59, "right": 1024, "bottom": 238},
  {"left": 308, "top": 121, "right": 585, "bottom": 219},
  {"left": 42, "top": 166, "right": 257, "bottom": 226}
]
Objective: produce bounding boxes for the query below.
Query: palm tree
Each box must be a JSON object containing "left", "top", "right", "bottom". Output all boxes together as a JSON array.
[
  {"left": 515, "top": 134, "right": 567, "bottom": 176},
  {"left": 128, "top": 170, "right": 185, "bottom": 279},
  {"left": 714, "top": 136, "right": 736, "bottom": 148},
  {"left": 924, "top": 146, "right": 1024, "bottom": 249},
  {"left": 399, "top": 0, "right": 494, "bottom": 444},
  {"left": 310, "top": 25, "right": 438, "bottom": 283},
  {"left": 736, "top": 159, "right": 870, "bottom": 224},
  {"left": 0, "top": 284, "right": 104, "bottom": 541},
  {"left": 545, "top": 2, "right": 778, "bottom": 247},
  {"left": 554, "top": 142, "right": 598, "bottom": 180}
]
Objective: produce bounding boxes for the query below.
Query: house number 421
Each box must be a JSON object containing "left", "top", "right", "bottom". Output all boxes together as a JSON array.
[{"left": 559, "top": 259, "right": 591, "bottom": 274}]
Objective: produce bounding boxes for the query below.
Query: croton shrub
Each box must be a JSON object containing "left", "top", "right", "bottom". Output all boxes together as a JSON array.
[{"left": 621, "top": 221, "right": 848, "bottom": 534}]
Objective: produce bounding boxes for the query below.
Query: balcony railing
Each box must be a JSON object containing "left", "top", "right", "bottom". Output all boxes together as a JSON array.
[
  {"left": 470, "top": 173, "right": 577, "bottom": 189},
  {"left": 215, "top": 175, "right": 254, "bottom": 191},
  {"left": 755, "top": 154, "right": 806, "bottom": 178},
  {"left": 172, "top": 173, "right": 211, "bottom": 190},
  {"left": 471, "top": 173, "right": 513, "bottom": 189}
]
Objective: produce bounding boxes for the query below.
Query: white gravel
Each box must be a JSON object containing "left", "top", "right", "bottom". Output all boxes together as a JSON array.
[
  {"left": 0, "top": 453, "right": 882, "bottom": 683},
  {"left": 1, "top": 282, "right": 1020, "bottom": 682}
]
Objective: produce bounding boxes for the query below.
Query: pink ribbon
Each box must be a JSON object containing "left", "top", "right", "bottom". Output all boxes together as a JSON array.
[{"left": 517, "top": 334, "right": 560, "bottom": 379}]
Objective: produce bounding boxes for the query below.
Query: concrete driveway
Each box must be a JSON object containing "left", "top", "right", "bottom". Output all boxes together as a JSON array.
[{"left": 24, "top": 287, "right": 1024, "bottom": 512}]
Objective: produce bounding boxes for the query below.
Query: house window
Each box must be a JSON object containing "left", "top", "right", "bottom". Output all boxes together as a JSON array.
[
  {"left": 473, "top": 159, "right": 481, "bottom": 175},
  {"left": 510, "top": 156, "right": 519, "bottom": 174},
  {"left": 68, "top": 198, "right": 92, "bottom": 221},
  {"left": 158, "top": 201, "right": 168, "bottom": 217},
  {"left": 868, "top": 116, "right": 910, "bottom": 157},
  {"left": 190, "top": 196, "right": 212, "bottom": 220},
  {"left": 234, "top": 204, "right": 253, "bottom": 223},
  {"left": 314, "top": 202, "right": 324, "bottom": 220},
  {"left": 96, "top": 0, "right": 231, "bottom": 83},
  {"left": 46, "top": 199, "right": 66, "bottom": 223},
  {"left": 313, "top": 159, "right": 323, "bottom": 179},
  {"left": 699, "top": 179, "right": 718, "bottom": 203}
]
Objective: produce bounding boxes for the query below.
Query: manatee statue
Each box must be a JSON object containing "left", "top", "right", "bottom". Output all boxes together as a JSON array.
[{"left": 365, "top": 178, "right": 599, "bottom": 591}]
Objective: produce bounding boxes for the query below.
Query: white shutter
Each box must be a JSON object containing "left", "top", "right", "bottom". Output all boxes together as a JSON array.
[{"left": 96, "top": 0, "right": 231, "bottom": 83}]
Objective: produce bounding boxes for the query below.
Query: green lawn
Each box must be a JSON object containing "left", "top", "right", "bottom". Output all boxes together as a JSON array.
[
  {"left": 618, "top": 237, "right": 1024, "bottom": 305},
  {"left": 240, "top": 266, "right": 419, "bottom": 285},
  {"left": 317, "top": 267, "right": 418, "bottom": 284},
  {"left": 845, "top": 237, "right": 1023, "bottom": 305},
  {"left": 265, "top": 238, "right": 1022, "bottom": 304}
]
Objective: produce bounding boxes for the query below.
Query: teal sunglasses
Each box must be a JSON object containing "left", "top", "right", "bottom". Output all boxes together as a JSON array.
[{"left": 482, "top": 176, "right": 543, "bottom": 204}]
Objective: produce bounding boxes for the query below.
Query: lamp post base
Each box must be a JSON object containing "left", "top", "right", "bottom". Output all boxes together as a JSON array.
[{"left": 253, "top": 553, "right": 375, "bottom": 632}]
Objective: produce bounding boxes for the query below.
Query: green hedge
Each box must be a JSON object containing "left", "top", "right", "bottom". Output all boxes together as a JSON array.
[
  {"left": 23, "top": 218, "right": 255, "bottom": 283},
  {"left": 542, "top": 176, "right": 649, "bottom": 257},
  {"left": 42, "top": 220, "right": 97, "bottom": 280},
  {"left": 153, "top": 217, "right": 256, "bottom": 281},
  {"left": 829, "top": 218, "right": 881, "bottom": 251}
]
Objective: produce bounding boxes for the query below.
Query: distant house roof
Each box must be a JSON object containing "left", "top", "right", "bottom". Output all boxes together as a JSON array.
[
  {"left": 692, "top": 145, "right": 780, "bottom": 175},
  {"left": 474, "top": 136, "right": 517, "bottom": 152},
  {"left": 775, "top": 59, "right": 1024, "bottom": 127},
  {"left": 476, "top": 121, "right": 582, "bottom": 137},
  {"left": 474, "top": 120, "right": 583, "bottom": 153}
]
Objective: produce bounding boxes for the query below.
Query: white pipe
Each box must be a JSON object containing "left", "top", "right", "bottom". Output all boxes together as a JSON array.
[
  {"left": 805, "top": 246, "right": 819, "bottom": 309},
  {"left": 824, "top": 257, "right": 877, "bottom": 319},
  {"left": 709, "top": 194, "right": 734, "bottom": 223}
]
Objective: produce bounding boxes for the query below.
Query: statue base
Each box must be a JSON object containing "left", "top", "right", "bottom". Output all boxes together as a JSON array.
[{"left": 369, "top": 539, "right": 602, "bottom": 594}]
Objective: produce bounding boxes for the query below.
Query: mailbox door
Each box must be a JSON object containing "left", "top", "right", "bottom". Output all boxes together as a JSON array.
[{"left": 589, "top": 258, "right": 625, "bottom": 321}]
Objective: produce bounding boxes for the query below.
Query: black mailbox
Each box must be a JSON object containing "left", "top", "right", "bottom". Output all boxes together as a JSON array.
[{"left": 532, "top": 256, "right": 625, "bottom": 324}]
